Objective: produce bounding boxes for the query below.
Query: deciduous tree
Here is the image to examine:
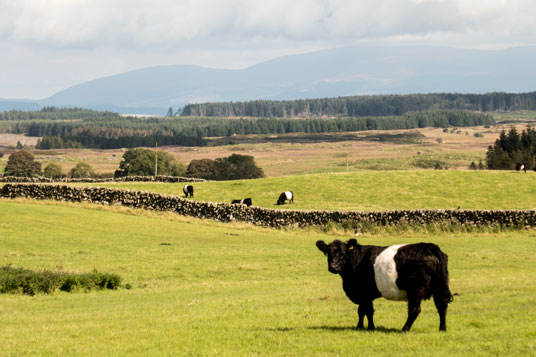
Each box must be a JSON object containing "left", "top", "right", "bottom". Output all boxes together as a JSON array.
[{"left": 3, "top": 150, "right": 41, "bottom": 177}]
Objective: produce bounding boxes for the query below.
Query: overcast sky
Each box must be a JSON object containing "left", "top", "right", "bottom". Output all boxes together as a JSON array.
[{"left": 1, "top": 0, "right": 535, "bottom": 99}]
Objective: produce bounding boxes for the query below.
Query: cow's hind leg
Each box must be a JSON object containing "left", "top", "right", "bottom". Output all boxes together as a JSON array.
[
  {"left": 433, "top": 292, "right": 450, "bottom": 331},
  {"left": 357, "top": 301, "right": 375, "bottom": 330},
  {"left": 402, "top": 289, "right": 424, "bottom": 332}
]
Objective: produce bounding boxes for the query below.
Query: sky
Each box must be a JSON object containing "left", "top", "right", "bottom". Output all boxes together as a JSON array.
[{"left": 1, "top": 0, "right": 535, "bottom": 100}]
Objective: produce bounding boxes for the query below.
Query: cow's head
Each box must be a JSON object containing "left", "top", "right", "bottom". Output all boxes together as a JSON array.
[{"left": 316, "top": 239, "right": 359, "bottom": 274}]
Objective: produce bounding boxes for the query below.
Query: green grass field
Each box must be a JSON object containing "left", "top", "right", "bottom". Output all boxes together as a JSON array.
[
  {"left": 1, "top": 199, "right": 535, "bottom": 355},
  {"left": 71, "top": 170, "right": 536, "bottom": 211}
]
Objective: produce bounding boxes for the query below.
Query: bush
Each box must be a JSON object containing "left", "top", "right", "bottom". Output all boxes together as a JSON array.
[
  {"left": 213, "top": 154, "right": 264, "bottom": 180},
  {"left": 413, "top": 158, "right": 448, "bottom": 169},
  {"left": 186, "top": 159, "right": 217, "bottom": 179},
  {"left": 185, "top": 154, "right": 264, "bottom": 180},
  {"left": 116, "top": 148, "right": 185, "bottom": 177},
  {"left": 3, "top": 150, "right": 41, "bottom": 177},
  {"left": 0, "top": 266, "right": 122, "bottom": 295},
  {"left": 70, "top": 162, "right": 95, "bottom": 178},
  {"left": 43, "top": 162, "right": 64, "bottom": 179}
]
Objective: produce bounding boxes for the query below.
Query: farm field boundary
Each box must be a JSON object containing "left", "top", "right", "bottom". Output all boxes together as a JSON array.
[
  {"left": 0, "top": 175, "right": 206, "bottom": 183},
  {"left": 2, "top": 183, "right": 535, "bottom": 229}
]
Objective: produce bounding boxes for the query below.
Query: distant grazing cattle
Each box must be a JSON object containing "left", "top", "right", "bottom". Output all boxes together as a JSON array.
[
  {"left": 183, "top": 185, "right": 194, "bottom": 198},
  {"left": 316, "top": 239, "right": 453, "bottom": 332},
  {"left": 231, "top": 198, "right": 252, "bottom": 206},
  {"left": 276, "top": 191, "right": 293, "bottom": 205},
  {"left": 516, "top": 163, "right": 527, "bottom": 173}
]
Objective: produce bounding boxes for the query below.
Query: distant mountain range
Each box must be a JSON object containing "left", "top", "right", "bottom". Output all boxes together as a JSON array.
[{"left": 2, "top": 45, "right": 536, "bottom": 115}]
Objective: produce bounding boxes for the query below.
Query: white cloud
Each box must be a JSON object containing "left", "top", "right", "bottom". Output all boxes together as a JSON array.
[
  {"left": 3, "top": 0, "right": 535, "bottom": 47},
  {"left": 0, "top": 0, "right": 535, "bottom": 98}
]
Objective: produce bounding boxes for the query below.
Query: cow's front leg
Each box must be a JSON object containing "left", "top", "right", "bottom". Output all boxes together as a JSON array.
[
  {"left": 357, "top": 305, "right": 366, "bottom": 329},
  {"left": 357, "top": 301, "right": 375, "bottom": 330}
]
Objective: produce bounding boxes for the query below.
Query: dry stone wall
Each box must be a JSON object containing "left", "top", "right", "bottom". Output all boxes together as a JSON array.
[
  {"left": 0, "top": 175, "right": 207, "bottom": 183},
  {"left": 1, "top": 183, "right": 536, "bottom": 229}
]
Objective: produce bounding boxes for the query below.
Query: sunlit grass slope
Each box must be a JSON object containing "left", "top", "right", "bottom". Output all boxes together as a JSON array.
[
  {"left": 73, "top": 170, "right": 536, "bottom": 211},
  {"left": 1, "top": 199, "right": 535, "bottom": 355}
]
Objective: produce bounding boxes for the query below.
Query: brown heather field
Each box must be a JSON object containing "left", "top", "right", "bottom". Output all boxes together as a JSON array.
[{"left": 0, "top": 119, "right": 535, "bottom": 177}]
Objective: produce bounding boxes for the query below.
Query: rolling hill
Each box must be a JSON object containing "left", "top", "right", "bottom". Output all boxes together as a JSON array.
[{"left": 2, "top": 45, "right": 536, "bottom": 115}]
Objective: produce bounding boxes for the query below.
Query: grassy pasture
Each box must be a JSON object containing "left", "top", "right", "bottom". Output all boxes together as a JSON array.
[
  {"left": 71, "top": 170, "right": 536, "bottom": 211},
  {"left": 1, "top": 199, "right": 535, "bottom": 355}
]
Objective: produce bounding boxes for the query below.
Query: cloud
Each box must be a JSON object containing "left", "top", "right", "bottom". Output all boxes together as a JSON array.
[
  {"left": 1, "top": 0, "right": 535, "bottom": 49},
  {"left": 0, "top": 0, "right": 535, "bottom": 98}
]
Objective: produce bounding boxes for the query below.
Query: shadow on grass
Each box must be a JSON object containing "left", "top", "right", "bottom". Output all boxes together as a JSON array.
[{"left": 266, "top": 326, "right": 402, "bottom": 334}]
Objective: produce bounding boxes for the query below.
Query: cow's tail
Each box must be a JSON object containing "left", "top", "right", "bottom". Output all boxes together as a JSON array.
[{"left": 430, "top": 245, "right": 454, "bottom": 304}]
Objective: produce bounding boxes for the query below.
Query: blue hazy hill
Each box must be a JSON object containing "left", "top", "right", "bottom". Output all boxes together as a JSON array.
[{"left": 2, "top": 45, "right": 536, "bottom": 115}]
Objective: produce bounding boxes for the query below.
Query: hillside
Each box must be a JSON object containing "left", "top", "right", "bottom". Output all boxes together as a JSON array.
[{"left": 2, "top": 45, "right": 536, "bottom": 115}]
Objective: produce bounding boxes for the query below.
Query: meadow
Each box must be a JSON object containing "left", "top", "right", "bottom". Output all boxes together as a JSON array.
[
  {"left": 71, "top": 170, "right": 536, "bottom": 211},
  {"left": 1, "top": 199, "right": 535, "bottom": 355},
  {"left": 1, "top": 112, "right": 536, "bottom": 355}
]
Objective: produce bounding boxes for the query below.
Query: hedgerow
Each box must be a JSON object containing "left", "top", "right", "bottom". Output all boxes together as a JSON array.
[{"left": 0, "top": 266, "right": 122, "bottom": 295}]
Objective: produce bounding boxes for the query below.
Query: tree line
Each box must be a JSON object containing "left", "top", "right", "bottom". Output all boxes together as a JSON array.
[
  {"left": 22, "top": 110, "right": 493, "bottom": 149},
  {"left": 0, "top": 106, "right": 120, "bottom": 121},
  {"left": 0, "top": 107, "right": 494, "bottom": 149},
  {"left": 3, "top": 148, "right": 263, "bottom": 181},
  {"left": 181, "top": 92, "right": 536, "bottom": 117}
]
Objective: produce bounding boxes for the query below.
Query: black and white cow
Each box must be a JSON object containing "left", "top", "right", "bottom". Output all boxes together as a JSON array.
[
  {"left": 516, "top": 163, "right": 527, "bottom": 173},
  {"left": 316, "top": 239, "right": 453, "bottom": 332},
  {"left": 276, "top": 191, "right": 293, "bottom": 205},
  {"left": 231, "top": 198, "right": 252, "bottom": 206},
  {"left": 183, "top": 184, "right": 194, "bottom": 198}
]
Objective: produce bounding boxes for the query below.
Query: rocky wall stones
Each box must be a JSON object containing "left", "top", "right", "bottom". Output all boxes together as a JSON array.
[
  {"left": 0, "top": 175, "right": 207, "bottom": 183},
  {"left": 1, "top": 183, "right": 536, "bottom": 229}
]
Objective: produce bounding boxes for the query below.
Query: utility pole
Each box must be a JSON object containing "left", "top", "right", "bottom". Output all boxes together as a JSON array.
[{"left": 154, "top": 141, "right": 158, "bottom": 178}]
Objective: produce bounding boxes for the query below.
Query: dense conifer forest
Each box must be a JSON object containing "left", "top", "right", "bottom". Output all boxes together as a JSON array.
[
  {"left": 1, "top": 100, "right": 496, "bottom": 149},
  {"left": 181, "top": 92, "right": 536, "bottom": 117}
]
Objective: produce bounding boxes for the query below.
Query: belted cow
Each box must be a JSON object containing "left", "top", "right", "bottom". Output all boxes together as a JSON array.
[
  {"left": 316, "top": 239, "right": 453, "bottom": 332},
  {"left": 231, "top": 198, "right": 252, "bottom": 206},
  {"left": 276, "top": 191, "right": 293, "bottom": 205},
  {"left": 183, "top": 185, "right": 194, "bottom": 198}
]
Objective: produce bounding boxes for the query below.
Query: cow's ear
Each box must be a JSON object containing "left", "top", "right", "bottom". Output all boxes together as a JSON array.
[
  {"left": 347, "top": 239, "right": 359, "bottom": 252},
  {"left": 316, "top": 240, "right": 328, "bottom": 254}
]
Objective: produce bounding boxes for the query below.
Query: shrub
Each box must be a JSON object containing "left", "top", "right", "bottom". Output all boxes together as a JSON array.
[
  {"left": 0, "top": 266, "right": 122, "bottom": 295},
  {"left": 413, "top": 158, "right": 448, "bottom": 169},
  {"left": 3, "top": 150, "right": 41, "bottom": 177},
  {"left": 185, "top": 154, "right": 264, "bottom": 180},
  {"left": 43, "top": 162, "right": 64, "bottom": 179},
  {"left": 70, "top": 162, "right": 95, "bottom": 178},
  {"left": 186, "top": 159, "right": 217, "bottom": 179},
  {"left": 213, "top": 154, "right": 264, "bottom": 180}
]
